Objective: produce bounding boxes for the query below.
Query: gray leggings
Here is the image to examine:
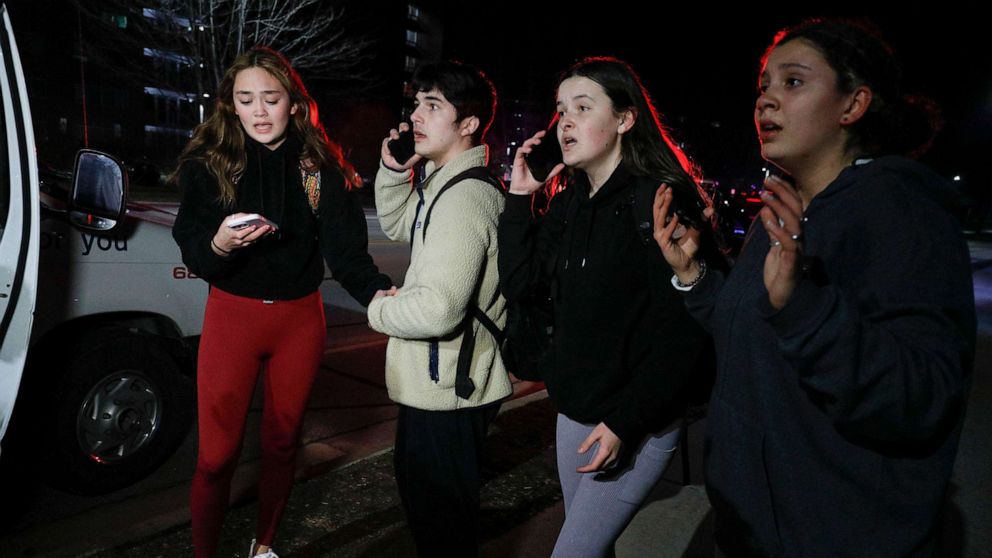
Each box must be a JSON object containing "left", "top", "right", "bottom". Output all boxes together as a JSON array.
[{"left": 552, "top": 413, "right": 682, "bottom": 558}]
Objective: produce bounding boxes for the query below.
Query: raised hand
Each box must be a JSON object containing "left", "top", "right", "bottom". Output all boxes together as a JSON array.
[
  {"left": 759, "top": 175, "right": 805, "bottom": 310},
  {"left": 653, "top": 184, "right": 706, "bottom": 284},
  {"left": 380, "top": 122, "right": 422, "bottom": 171}
]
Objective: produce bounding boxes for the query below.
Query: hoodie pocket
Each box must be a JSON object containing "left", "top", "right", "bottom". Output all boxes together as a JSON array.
[{"left": 705, "top": 395, "right": 783, "bottom": 556}]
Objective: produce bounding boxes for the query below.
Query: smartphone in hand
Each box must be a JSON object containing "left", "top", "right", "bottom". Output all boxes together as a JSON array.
[
  {"left": 667, "top": 183, "right": 709, "bottom": 231},
  {"left": 387, "top": 129, "right": 416, "bottom": 166},
  {"left": 763, "top": 164, "right": 795, "bottom": 185},
  {"left": 525, "top": 117, "right": 563, "bottom": 183},
  {"left": 228, "top": 213, "right": 279, "bottom": 232}
]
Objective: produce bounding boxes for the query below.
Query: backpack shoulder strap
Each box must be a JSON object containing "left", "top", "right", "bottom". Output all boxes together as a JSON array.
[
  {"left": 418, "top": 166, "right": 505, "bottom": 400},
  {"left": 422, "top": 166, "right": 504, "bottom": 243},
  {"left": 472, "top": 306, "right": 503, "bottom": 343},
  {"left": 628, "top": 181, "right": 657, "bottom": 245}
]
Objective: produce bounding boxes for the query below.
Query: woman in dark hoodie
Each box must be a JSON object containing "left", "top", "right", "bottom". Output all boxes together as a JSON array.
[
  {"left": 655, "top": 19, "right": 975, "bottom": 557},
  {"left": 171, "top": 47, "right": 392, "bottom": 558},
  {"left": 499, "top": 57, "right": 713, "bottom": 557}
]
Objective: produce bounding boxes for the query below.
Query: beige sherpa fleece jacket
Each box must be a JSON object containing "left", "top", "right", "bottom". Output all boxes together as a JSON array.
[{"left": 367, "top": 145, "right": 511, "bottom": 410}]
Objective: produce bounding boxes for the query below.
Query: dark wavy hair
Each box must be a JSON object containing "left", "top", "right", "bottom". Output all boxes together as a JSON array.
[
  {"left": 411, "top": 60, "right": 497, "bottom": 144},
  {"left": 170, "top": 46, "right": 359, "bottom": 206},
  {"left": 766, "top": 18, "right": 941, "bottom": 158}
]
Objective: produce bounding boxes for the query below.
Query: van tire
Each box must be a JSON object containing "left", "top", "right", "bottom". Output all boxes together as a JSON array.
[{"left": 43, "top": 333, "right": 194, "bottom": 495}]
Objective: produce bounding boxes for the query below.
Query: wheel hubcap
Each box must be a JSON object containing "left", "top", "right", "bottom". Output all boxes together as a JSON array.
[{"left": 77, "top": 371, "right": 162, "bottom": 464}]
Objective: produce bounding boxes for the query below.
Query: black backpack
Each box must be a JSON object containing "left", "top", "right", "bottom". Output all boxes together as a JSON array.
[
  {"left": 418, "top": 168, "right": 567, "bottom": 389},
  {"left": 498, "top": 287, "right": 554, "bottom": 382}
]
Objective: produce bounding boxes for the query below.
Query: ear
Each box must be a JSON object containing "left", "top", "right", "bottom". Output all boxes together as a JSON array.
[
  {"left": 617, "top": 109, "right": 637, "bottom": 135},
  {"left": 459, "top": 115, "right": 480, "bottom": 138},
  {"left": 840, "top": 86, "right": 872, "bottom": 125},
  {"left": 291, "top": 102, "right": 300, "bottom": 116}
]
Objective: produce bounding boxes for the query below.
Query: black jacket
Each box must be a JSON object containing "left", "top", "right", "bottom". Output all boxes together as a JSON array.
[
  {"left": 498, "top": 165, "right": 707, "bottom": 446},
  {"left": 172, "top": 134, "right": 391, "bottom": 304},
  {"left": 686, "top": 156, "right": 975, "bottom": 557}
]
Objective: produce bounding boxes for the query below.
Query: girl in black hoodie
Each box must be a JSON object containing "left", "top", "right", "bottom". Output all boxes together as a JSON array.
[
  {"left": 172, "top": 47, "right": 391, "bottom": 558},
  {"left": 498, "top": 57, "right": 713, "bottom": 557},
  {"left": 656, "top": 19, "right": 975, "bottom": 557}
]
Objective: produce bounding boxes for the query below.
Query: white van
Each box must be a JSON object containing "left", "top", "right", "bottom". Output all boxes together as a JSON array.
[{"left": 0, "top": 5, "right": 205, "bottom": 495}]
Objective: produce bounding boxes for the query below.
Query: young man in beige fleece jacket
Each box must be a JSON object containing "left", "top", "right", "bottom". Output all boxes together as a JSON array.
[{"left": 366, "top": 60, "right": 508, "bottom": 557}]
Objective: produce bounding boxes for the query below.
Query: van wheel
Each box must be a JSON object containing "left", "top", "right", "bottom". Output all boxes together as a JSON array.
[{"left": 43, "top": 333, "right": 194, "bottom": 495}]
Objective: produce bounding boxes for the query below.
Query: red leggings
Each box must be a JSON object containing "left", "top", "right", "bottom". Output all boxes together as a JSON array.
[{"left": 191, "top": 287, "right": 326, "bottom": 558}]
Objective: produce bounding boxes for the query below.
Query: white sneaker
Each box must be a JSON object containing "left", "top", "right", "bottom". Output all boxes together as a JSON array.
[{"left": 248, "top": 538, "right": 279, "bottom": 558}]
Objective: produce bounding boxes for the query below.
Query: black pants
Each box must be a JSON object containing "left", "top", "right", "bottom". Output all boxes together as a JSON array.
[{"left": 394, "top": 402, "right": 500, "bottom": 558}]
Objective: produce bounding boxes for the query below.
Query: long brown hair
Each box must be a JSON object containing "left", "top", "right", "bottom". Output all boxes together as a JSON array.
[{"left": 172, "top": 46, "right": 359, "bottom": 206}]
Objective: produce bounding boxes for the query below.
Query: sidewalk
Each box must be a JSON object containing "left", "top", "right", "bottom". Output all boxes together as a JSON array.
[{"left": 102, "top": 393, "right": 712, "bottom": 558}]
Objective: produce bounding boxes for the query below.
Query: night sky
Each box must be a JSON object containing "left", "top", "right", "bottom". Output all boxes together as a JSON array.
[
  {"left": 5, "top": 1, "right": 989, "bottom": 187},
  {"left": 422, "top": 0, "right": 990, "bottom": 183}
]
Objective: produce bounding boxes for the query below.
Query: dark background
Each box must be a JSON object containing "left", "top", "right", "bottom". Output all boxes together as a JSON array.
[
  {"left": 426, "top": 0, "right": 989, "bottom": 186},
  {"left": 7, "top": 1, "right": 989, "bottom": 203}
]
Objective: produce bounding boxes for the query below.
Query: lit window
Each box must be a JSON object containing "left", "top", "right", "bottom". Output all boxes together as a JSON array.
[
  {"left": 144, "top": 124, "right": 192, "bottom": 137},
  {"left": 142, "top": 47, "right": 194, "bottom": 66},
  {"left": 407, "top": 5, "right": 421, "bottom": 20},
  {"left": 405, "top": 30, "right": 419, "bottom": 47},
  {"left": 143, "top": 86, "right": 196, "bottom": 102},
  {"left": 142, "top": 8, "right": 190, "bottom": 28}
]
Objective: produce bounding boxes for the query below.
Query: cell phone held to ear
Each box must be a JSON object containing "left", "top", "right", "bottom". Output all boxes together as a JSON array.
[
  {"left": 227, "top": 213, "right": 279, "bottom": 232},
  {"left": 525, "top": 118, "right": 563, "bottom": 183},
  {"left": 387, "top": 129, "right": 416, "bottom": 166}
]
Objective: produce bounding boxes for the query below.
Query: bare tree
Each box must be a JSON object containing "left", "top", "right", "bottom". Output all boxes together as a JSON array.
[{"left": 74, "top": 0, "right": 380, "bottom": 102}]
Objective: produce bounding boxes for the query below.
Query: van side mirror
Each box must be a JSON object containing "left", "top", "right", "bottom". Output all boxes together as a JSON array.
[{"left": 68, "top": 149, "right": 128, "bottom": 231}]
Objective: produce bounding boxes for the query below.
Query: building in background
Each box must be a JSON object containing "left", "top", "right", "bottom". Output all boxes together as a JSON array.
[{"left": 398, "top": 4, "right": 442, "bottom": 121}]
